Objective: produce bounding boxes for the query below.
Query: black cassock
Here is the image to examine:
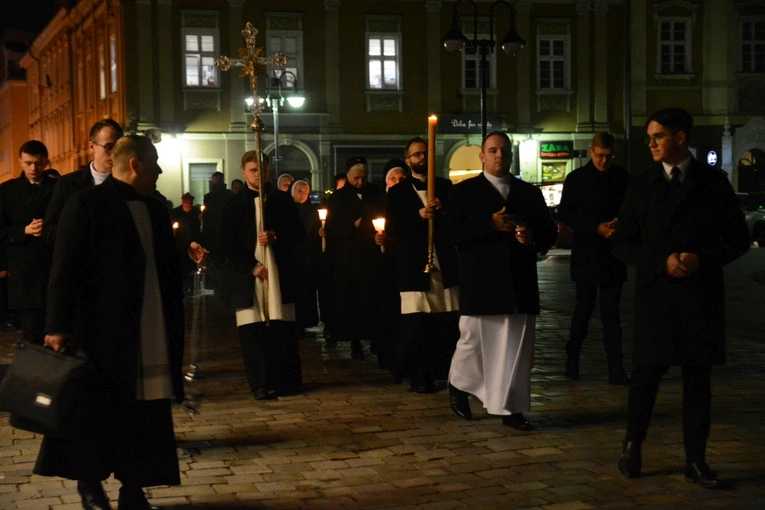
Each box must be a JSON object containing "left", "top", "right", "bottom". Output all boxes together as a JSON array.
[
  {"left": 294, "top": 201, "right": 321, "bottom": 330},
  {"left": 324, "top": 183, "right": 386, "bottom": 344},
  {"left": 34, "top": 176, "right": 184, "bottom": 487}
]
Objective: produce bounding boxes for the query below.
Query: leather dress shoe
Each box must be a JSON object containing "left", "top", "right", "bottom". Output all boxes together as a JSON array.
[
  {"left": 501, "top": 413, "right": 534, "bottom": 431},
  {"left": 685, "top": 462, "right": 721, "bottom": 489},
  {"left": 411, "top": 381, "right": 438, "bottom": 394},
  {"left": 565, "top": 355, "right": 580, "bottom": 380},
  {"left": 253, "top": 388, "right": 277, "bottom": 400},
  {"left": 77, "top": 480, "right": 110, "bottom": 510},
  {"left": 618, "top": 441, "right": 642, "bottom": 478},
  {"left": 608, "top": 368, "right": 631, "bottom": 386},
  {"left": 448, "top": 383, "right": 472, "bottom": 420}
]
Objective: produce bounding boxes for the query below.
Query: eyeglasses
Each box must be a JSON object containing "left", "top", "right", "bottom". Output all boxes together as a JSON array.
[
  {"left": 406, "top": 151, "right": 427, "bottom": 159},
  {"left": 591, "top": 152, "right": 615, "bottom": 160},
  {"left": 644, "top": 133, "right": 670, "bottom": 145},
  {"left": 92, "top": 141, "right": 115, "bottom": 152}
]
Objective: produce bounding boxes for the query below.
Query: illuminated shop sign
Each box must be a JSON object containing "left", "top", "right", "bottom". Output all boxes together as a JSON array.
[
  {"left": 540, "top": 140, "right": 574, "bottom": 159},
  {"left": 439, "top": 114, "right": 504, "bottom": 134}
]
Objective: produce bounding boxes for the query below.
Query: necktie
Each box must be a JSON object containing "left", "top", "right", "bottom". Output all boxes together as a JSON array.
[{"left": 670, "top": 167, "right": 682, "bottom": 188}]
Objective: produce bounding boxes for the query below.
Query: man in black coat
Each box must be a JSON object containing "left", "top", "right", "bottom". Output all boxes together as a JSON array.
[
  {"left": 218, "top": 151, "right": 305, "bottom": 400},
  {"left": 36, "top": 135, "right": 190, "bottom": 510},
  {"left": 443, "top": 131, "right": 557, "bottom": 430},
  {"left": 0, "top": 140, "right": 56, "bottom": 344},
  {"left": 558, "top": 132, "right": 630, "bottom": 385},
  {"left": 43, "top": 119, "right": 124, "bottom": 248},
  {"left": 613, "top": 108, "right": 750, "bottom": 488},
  {"left": 386, "top": 137, "right": 459, "bottom": 393}
]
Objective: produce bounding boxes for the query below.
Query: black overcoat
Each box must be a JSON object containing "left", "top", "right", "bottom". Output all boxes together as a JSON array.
[
  {"left": 217, "top": 183, "right": 305, "bottom": 309},
  {"left": 42, "top": 164, "right": 93, "bottom": 248},
  {"left": 0, "top": 172, "right": 56, "bottom": 310},
  {"left": 385, "top": 177, "right": 459, "bottom": 291},
  {"left": 612, "top": 159, "right": 749, "bottom": 365},
  {"left": 443, "top": 173, "right": 557, "bottom": 316},
  {"left": 558, "top": 161, "right": 629, "bottom": 283}
]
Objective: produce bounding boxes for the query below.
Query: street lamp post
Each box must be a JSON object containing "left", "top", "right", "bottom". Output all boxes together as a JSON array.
[
  {"left": 442, "top": 0, "right": 526, "bottom": 141},
  {"left": 265, "top": 70, "right": 305, "bottom": 176}
]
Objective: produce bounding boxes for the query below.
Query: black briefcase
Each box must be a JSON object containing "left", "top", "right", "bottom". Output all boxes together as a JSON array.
[{"left": 0, "top": 342, "right": 89, "bottom": 439}]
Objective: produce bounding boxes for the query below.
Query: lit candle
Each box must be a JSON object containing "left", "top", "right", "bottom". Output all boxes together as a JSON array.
[
  {"left": 427, "top": 115, "right": 437, "bottom": 202},
  {"left": 199, "top": 204, "right": 206, "bottom": 232},
  {"left": 317, "top": 208, "right": 328, "bottom": 252},
  {"left": 172, "top": 222, "right": 179, "bottom": 236},
  {"left": 372, "top": 217, "right": 386, "bottom": 254}
]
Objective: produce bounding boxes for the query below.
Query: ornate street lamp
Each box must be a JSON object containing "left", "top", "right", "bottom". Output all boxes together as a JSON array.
[
  {"left": 442, "top": 0, "right": 526, "bottom": 140},
  {"left": 264, "top": 70, "right": 305, "bottom": 175}
]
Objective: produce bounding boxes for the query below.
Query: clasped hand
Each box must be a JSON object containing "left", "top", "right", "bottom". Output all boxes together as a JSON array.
[
  {"left": 665, "top": 252, "right": 699, "bottom": 278},
  {"left": 491, "top": 207, "right": 534, "bottom": 246},
  {"left": 419, "top": 198, "right": 442, "bottom": 220}
]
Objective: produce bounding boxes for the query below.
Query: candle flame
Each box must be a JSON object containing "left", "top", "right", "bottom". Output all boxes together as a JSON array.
[
  {"left": 172, "top": 222, "right": 179, "bottom": 229},
  {"left": 200, "top": 205, "right": 206, "bottom": 212},
  {"left": 317, "top": 208, "right": 328, "bottom": 221},
  {"left": 372, "top": 217, "right": 386, "bottom": 232}
]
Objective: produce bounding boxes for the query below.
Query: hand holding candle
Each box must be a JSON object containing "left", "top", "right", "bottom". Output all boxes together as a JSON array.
[
  {"left": 172, "top": 222, "right": 179, "bottom": 236},
  {"left": 199, "top": 204, "right": 206, "bottom": 232},
  {"left": 372, "top": 217, "right": 386, "bottom": 253},
  {"left": 318, "top": 208, "right": 328, "bottom": 252}
]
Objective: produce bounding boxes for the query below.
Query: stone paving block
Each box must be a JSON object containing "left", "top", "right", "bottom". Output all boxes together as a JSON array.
[{"left": 15, "top": 497, "right": 63, "bottom": 509}]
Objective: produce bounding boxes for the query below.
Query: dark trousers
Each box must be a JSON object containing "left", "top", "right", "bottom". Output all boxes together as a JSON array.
[
  {"left": 237, "top": 321, "right": 302, "bottom": 393},
  {"left": 625, "top": 364, "right": 712, "bottom": 463},
  {"left": 16, "top": 308, "right": 45, "bottom": 345},
  {"left": 565, "top": 281, "right": 624, "bottom": 370},
  {"left": 393, "top": 311, "right": 459, "bottom": 387}
]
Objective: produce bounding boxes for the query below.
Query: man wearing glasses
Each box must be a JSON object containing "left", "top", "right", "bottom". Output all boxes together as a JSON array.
[
  {"left": 43, "top": 119, "right": 124, "bottom": 247},
  {"left": 386, "top": 137, "right": 459, "bottom": 393},
  {"left": 614, "top": 108, "right": 749, "bottom": 488},
  {"left": 558, "top": 132, "right": 630, "bottom": 386}
]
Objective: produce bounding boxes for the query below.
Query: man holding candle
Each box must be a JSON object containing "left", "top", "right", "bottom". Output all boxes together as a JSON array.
[
  {"left": 443, "top": 131, "right": 557, "bottom": 429},
  {"left": 218, "top": 151, "right": 305, "bottom": 400},
  {"left": 386, "top": 136, "right": 459, "bottom": 393}
]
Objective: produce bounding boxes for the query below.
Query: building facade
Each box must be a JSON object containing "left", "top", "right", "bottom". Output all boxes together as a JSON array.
[{"left": 10, "top": 0, "right": 765, "bottom": 203}]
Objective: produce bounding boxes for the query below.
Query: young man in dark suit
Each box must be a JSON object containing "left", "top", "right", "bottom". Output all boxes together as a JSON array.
[
  {"left": 614, "top": 108, "right": 750, "bottom": 488},
  {"left": 37, "top": 135, "right": 201, "bottom": 510},
  {"left": 386, "top": 137, "right": 459, "bottom": 393},
  {"left": 42, "top": 119, "right": 124, "bottom": 248},
  {"left": 443, "top": 131, "right": 557, "bottom": 430},
  {"left": 0, "top": 140, "right": 57, "bottom": 344},
  {"left": 558, "top": 132, "right": 631, "bottom": 385}
]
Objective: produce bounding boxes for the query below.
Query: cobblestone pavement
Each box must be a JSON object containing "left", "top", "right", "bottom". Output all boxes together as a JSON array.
[{"left": 1, "top": 249, "right": 764, "bottom": 509}]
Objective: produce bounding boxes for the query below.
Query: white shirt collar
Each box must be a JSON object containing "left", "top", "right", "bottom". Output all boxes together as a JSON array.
[{"left": 662, "top": 156, "right": 691, "bottom": 181}]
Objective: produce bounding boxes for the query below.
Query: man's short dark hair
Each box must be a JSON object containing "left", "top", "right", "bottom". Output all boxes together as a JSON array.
[
  {"left": 590, "top": 132, "right": 615, "bottom": 151},
  {"left": 231, "top": 179, "right": 243, "bottom": 186},
  {"left": 482, "top": 130, "right": 511, "bottom": 149},
  {"left": 646, "top": 108, "right": 693, "bottom": 140},
  {"left": 19, "top": 140, "right": 48, "bottom": 158},
  {"left": 89, "top": 119, "right": 124, "bottom": 141},
  {"left": 240, "top": 151, "right": 270, "bottom": 169},
  {"left": 405, "top": 137, "right": 427, "bottom": 157},
  {"left": 211, "top": 171, "right": 225, "bottom": 179}
]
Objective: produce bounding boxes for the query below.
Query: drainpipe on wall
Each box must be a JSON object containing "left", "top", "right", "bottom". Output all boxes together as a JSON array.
[{"left": 624, "top": 0, "right": 632, "bottom": 174}]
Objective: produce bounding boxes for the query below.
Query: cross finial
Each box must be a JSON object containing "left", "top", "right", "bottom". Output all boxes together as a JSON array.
[{"left": 215, "top": 22, "right": 289, "bottom": 125}]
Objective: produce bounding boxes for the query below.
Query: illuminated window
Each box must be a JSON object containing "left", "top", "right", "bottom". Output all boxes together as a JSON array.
[
  {"left": 366, "top": 35, "right": 400, "bottom": 90},
  {"left": 182, "top": 30, "right": 219, "bottom": 87}
]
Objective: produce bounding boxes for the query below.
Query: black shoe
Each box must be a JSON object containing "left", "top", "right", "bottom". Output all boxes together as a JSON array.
[
  {"left": 501, "top": 413, "right": 534, "bottom": 431},
  {"left": 608, "top": 368, "right": 631, "bottom": 386},
  {"left": 118, "top": 486, "right": 158, "bottom": 510},
  {"left": 565, "top": 355, "right": 580, "bottom": 380},
  {"left": 448, "top": 383, "right": 472, "bottom": 420},
  {"left": 77, "top": 479, "right": 110, "bottom": 510},
  {"left": 411, "top": 381, "right": 438, "bottom": 394},
  {"left": 253, "top": 388, "right": 277, "bottom": 400},
  {"left": 618, "top": 441, "right": 642, "bottom": 478},
  {"left": 685, "top": 462, "right": 721, "bottom": 489}
]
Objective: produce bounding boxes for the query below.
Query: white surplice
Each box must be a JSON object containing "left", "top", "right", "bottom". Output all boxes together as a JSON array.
[
  {"left": 399, "top": 185, "right": 459, "bottom": 315},
  {"left": 236, "top": 197, "right": 295, "bottom": 326},
  {"left": 448, "top": 314, "right": 535, "bottom": 415}
]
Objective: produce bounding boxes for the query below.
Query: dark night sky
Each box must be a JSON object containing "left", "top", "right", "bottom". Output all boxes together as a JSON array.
[{"left": 0, "top": 0, "right": 66, "bottom": 40}]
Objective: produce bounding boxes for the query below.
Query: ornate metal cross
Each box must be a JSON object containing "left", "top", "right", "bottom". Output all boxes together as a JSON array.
[{"left": 215, "top": 22, "right": 289, "bottom": 129}]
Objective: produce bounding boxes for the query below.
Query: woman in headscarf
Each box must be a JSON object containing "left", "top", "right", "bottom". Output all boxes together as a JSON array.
[{"left": 291, "top": 180, "right": 320, "bottom": 336}]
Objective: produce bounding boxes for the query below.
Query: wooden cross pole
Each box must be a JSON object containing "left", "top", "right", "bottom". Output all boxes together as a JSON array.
[{"left": 216, "top": 23, "right": 288, "bottom": 325}]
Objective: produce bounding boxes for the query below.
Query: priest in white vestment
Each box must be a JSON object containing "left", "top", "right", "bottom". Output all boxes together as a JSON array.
[{"left": 443, "top": 131, "right": 558, "bottom": 430}]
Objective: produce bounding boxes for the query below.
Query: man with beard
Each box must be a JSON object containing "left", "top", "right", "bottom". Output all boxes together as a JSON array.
[
  {"left": 218, "top": 151, "right": 305, "bottom": 399},
  {"left": 0, "top": 140, "right": 57, "bottom": 344},
  {"left": 443, "top": 131, "right": 557, "bottom": 430},
  {"left": 43, "top": 119, "right": 124, "bottom": 248},
  {"left": 385, "top": 137, "right": 459, "bottom": 393}
]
